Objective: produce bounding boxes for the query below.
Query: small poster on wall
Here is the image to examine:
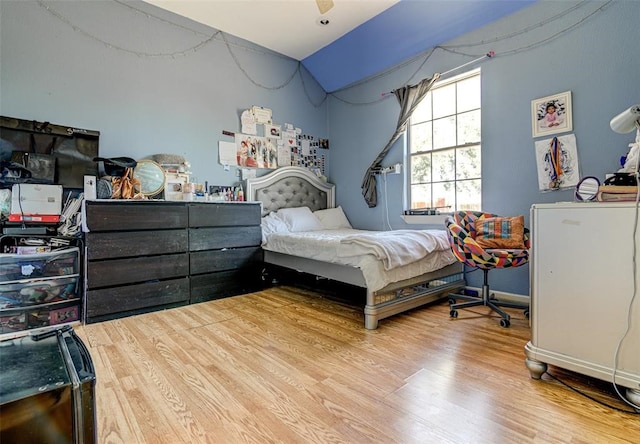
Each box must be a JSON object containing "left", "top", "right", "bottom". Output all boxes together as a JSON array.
[
  {"left": 235, "top": 134, "right": 277, "bottom": 169},
  {"left": 534, "top": 134, "right": 579, "bottom": 191}
]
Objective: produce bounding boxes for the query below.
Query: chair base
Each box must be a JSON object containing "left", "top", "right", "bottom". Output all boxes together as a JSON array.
[{"left": 448, "top": 276, "right": 529, "bottom": 328}]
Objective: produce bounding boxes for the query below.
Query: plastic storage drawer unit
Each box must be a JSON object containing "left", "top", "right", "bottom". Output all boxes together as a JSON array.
[{"left": 0, "top": 247, "right": 81, "bottom": 335}]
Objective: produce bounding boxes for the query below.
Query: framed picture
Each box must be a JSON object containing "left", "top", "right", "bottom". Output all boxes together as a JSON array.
[{"left": 531, "top": 91, "right": 572, "bottom": 138}]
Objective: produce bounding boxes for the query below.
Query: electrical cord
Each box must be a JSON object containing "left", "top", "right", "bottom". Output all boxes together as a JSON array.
[
  {"left": 17, "top": 184, "right": 26, "bottom": 230},
  {"left": 610, "top": 152, "right": 640, "bottom": 411},
  {"left": 544, "top": 371, "right": 639, "bottom": 415},
  {"left": 382, "top": 171, "right": 393, "bottom": 230}
]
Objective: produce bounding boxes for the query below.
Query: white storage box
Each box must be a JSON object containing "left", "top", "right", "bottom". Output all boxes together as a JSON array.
[{"left": 9, "top": 184, "right": 63, "bottom": 223}]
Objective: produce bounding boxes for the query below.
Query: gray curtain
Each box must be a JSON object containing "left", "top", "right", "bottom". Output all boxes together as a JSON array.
[{"left": 361, "top": 73, "right": 441, "bottom": 208}]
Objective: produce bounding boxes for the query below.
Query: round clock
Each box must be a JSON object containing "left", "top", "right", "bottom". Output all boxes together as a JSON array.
[{"left": 133, "top": 159, "right": 166, "bottom": 197}]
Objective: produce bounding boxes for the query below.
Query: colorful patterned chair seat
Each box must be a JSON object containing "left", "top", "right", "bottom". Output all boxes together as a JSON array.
[{"left": 445, "top": 211, "right": 530, "bottom": 327}]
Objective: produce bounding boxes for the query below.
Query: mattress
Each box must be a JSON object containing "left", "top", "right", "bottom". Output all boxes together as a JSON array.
[{"left": 263, "top": 229, "right": 457, "bottom": 292}]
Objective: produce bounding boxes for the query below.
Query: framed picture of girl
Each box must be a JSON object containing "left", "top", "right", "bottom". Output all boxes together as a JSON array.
[{"left": 531, "top": 91, "right": 572, "bottom": 138}]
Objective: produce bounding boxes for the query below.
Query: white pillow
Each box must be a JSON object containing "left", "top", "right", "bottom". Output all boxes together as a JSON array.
[
  {"left": 314, "top": 206, "right": 352, "bottom": 230},
  {"left": 276, "top": 206, "right": 324, "bottom": 232},
  {"left": 261, "top": 212, "right": 289, "bottom": 243}
]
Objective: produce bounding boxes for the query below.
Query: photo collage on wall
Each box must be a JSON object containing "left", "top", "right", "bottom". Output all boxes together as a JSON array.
[
  {"left": 290, "top": 134, "right": 327, "bottom": 175},
  {"left": 219, "top": 106, "right": 328, "bottom": 176}
]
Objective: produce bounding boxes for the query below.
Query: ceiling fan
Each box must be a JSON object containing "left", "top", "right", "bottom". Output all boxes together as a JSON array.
[{"left": 316, "top": 0, "right": 334, "bottom": 15}]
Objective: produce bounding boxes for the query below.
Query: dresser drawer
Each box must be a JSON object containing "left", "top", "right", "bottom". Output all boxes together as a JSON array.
[
  {"left": 84, "top": 202, "right": 187, "bottom": 231},
  {"left": 87, "top": 253, "right": 189, "bottom": 288},
  {"left": 86, "top": 230, "right": 188, "bottom": 260},
  {"left": 189, "top": 226, "right": 261, "bottom": 251},
  {"left": 1, "top": 300, "right": 80, "bottom": 334},
  {"left": 190, "top": 270, "right": 259, "bottom": 303},
  {"left": 190, "top": 247, "right": 262, "bottom": 275},
  {"left": 85, "top": 277, "right": 189, "bottom": 321},
  {"left": 188, "top": 203, "right": 260, "bottom": 227},
  {"left": 0, "top": 275, "right": 79, "bottom": 308},
  {"left": 0, "top": 248, "right": 79, "bottom": 282}
]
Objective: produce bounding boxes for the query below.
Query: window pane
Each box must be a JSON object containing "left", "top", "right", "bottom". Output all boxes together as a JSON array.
[
  {"left": 410, "top": 153, "right": 431, "bottom": 183},
  {"left": 411, "top": 183, "right": 432, "bottom": 209},
  {"left": 433, "top": 116, "right": 456, "bottom": 149},
  {"left": 456, "top": 179, "right": 482, "bottom": 211},
  {"left": 410, "top": 121, "right": 432, "bottom": 153},
  {"left": 432, "top": 83, "right": 456, "bottom": 119},
  {"left": 457, "top": 75, "right": 481, "bottom": 112},
  {"left": 412, "top": 93, "right": 432, "bottom": 123},
  {"left": 456, "top": 145, "right": 481, "bottom": 179},
  {"left": 457, "top": 109, "right": 481, "bottom": 145},
  {"left": 406, "top": 70, "right": 481, "bottom": 213},
  {"left": 432, "top": 149, "right": 455, "bottom": 182},
  {"left": 432, "top": 181, "right": 456, "bottom": 212}
]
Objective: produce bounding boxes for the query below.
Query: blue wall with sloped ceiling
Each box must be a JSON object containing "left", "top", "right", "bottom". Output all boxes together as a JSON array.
[
  {"left": 1, "top": 1, "right": 639, "bottom": 298},
  {"left": 326, "top": 1, "right": 640, "bottom": 296},
  {"left": 0, "top": 0, "right": 328, "bottom": 188}
]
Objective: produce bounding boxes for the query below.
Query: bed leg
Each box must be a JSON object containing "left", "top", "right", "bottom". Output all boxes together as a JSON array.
[{"left": 364, "top": 314, "right": 378, "bottom": 330}]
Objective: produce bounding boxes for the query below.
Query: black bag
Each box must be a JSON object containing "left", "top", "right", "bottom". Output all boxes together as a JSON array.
[
  {"left": 604, "top": 173, "right": 636, "bottom": 187},
  {"left": 11, "top": 151, "right": 55, "bottom": 184},
  {"left": 93, "top": 157, "right": 137, "bottom": 177},
  {"left": 0, "top": 160, "right": 33, "bottom": 185}
]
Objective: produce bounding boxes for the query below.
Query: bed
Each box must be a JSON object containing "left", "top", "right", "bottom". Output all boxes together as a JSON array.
[{"left": 246, "top": 166, "right": 464, "bottom": 329}]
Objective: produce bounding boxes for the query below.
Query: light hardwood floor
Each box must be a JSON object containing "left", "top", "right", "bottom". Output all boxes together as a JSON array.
[{"left": 74, "top": 286, "right": 639, "bottom": 444}]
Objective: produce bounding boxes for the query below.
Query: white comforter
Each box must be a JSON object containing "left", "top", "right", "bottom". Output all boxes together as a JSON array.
[
  {"left": 338, "top": 229, "right": 451, "bottom": 270},
  {"left": 263, "top": 229, "right": 456, "bottom": 292}
]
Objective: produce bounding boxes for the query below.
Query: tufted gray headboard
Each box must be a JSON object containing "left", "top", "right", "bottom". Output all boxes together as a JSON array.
[{"left": 245, "top": 166, "right": 336, "bottom": 216}]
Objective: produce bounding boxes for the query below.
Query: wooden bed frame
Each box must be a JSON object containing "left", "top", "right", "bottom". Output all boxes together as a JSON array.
[{"left": 246, "top": 166, "right": 464, "bottom": 329}]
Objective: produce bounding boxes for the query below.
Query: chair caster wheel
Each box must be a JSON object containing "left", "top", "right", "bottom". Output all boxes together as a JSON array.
[
  {"left": 450, "top": 309, "right": 458, "bottom": 318},
  {"left": 500, "top": 318, "right": 510, "bottom": 328},
  {"left": 524, "top": 309, "right": 530, "bottom": 319}
]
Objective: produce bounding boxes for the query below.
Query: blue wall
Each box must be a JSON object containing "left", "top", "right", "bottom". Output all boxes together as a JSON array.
[
  {"left": 2, "top": 1, "right": 639, "bottom": 297},
  {"left": 0, "top": 0, "right": 328, "bottom": 186},
  {"left": 327, "top": 1, "right": 640, "bottom": 296}
]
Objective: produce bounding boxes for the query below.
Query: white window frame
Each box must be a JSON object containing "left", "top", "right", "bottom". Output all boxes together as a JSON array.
[{"left": 404, "top": 68, "right": 482, "bottom": 218}]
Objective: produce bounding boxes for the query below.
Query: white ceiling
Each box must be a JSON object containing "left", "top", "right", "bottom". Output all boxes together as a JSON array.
[
  {"left": 144, "top": 0, "right": 400, "bottom": 60},
  {"left": 143, "top": 0, "right": 537, "bottom": 92}
]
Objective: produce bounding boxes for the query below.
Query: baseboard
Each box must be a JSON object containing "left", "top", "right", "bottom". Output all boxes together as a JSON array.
[{"left": 463, "top": 286, "right": 529, "bottom": 304}]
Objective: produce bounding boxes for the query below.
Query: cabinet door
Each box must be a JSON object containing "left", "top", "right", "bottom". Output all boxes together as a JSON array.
[{"left": 531, "top": 203, "right": 640, "bottom": 373}]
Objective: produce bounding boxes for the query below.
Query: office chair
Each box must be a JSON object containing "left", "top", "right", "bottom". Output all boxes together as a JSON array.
[{"left": 445, "top": 211, "right": 530, "bottom": 328}]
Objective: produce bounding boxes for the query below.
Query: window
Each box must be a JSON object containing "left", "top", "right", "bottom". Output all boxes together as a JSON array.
[{"left": 407, "top": 69, "right": 481, "bottom": 212}]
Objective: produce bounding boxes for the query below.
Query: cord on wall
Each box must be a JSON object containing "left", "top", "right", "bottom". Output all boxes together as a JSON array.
[{"left": 382, "top": 173, "right": 393, "bottom": 230}]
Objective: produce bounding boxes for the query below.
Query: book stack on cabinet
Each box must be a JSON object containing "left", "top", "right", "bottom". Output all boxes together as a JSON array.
[
  {"left": 83, "top": 201, "right": 262, "bottom": 323},
  {"left": 596, "top": 185, "right": 639, "bottom": 202}
]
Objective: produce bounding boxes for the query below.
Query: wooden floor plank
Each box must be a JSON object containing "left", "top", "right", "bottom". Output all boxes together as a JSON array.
[{"left": 75, "top": 286, "right": 640, "bottom": 443}]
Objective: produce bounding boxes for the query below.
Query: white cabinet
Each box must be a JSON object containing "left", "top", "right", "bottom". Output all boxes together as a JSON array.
[{"left": 525, "top": 202, "right": 640, "bottom": 405}]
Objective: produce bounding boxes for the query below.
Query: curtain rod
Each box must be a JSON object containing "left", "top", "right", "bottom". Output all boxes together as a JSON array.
[{"left": 381, "top": 51, "right": 495, "bottom": 97}]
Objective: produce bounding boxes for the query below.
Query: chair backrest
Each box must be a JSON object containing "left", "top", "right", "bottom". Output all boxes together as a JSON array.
[
  {"left": 451, "top": 211, "right": 500, "bottom": 239},
  {"left": 445, "top": 211, "right": 529, "bottom": 270}
]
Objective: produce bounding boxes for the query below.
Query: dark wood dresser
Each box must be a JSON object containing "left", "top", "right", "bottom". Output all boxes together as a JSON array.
[{"left": 83, "top": 201, "right": 262, "bottom": 323}]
